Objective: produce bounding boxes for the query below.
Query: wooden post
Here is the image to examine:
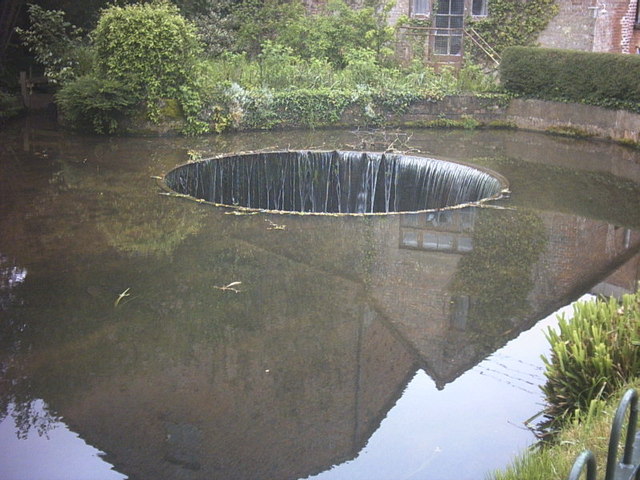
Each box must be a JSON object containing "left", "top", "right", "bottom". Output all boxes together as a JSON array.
[{"left": 19, "top": 70, "right": 29, "bottom": 108}]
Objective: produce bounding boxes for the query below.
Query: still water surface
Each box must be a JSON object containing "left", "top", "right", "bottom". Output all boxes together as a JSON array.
[{"left": 1, "top": 117, "right": 640, "bottom": 480}]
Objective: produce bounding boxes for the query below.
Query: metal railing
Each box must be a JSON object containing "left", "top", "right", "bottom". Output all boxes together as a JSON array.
[{"left": 568, "top": 389, "right": 640, "bottom": 480}]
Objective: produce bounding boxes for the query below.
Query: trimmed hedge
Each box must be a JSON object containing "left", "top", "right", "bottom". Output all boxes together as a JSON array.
[{"left": 500, "top": 46, "right": 640, "bottom": 109}]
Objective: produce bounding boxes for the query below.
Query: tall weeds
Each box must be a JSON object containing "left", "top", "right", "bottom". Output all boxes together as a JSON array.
[{"left": 540, "top": 292, "right": 640, "bottom": 435}]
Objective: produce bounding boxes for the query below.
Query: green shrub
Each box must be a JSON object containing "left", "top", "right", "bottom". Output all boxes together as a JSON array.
[
  {"left": 56, "top": 76, "right": 137, "bottom": 134},
  {"left": 540, "top": 292, "right": 640, "bottom": 435},
  {"left": 92, "top": 1, "right": 203, "bottom": 111},
  {"left": 500, "top": 47, "right": 640, "bottom": 110},
  {"left": 231, "top": 0, "right": 307, "bottom": 58},
  {"left": 278, "top": 0, "right": 395, "bottom": 68}
]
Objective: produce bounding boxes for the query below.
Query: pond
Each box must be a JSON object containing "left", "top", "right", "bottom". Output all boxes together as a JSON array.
[{"left": 1, "top": 116, "right": 640, "bottom": 480}]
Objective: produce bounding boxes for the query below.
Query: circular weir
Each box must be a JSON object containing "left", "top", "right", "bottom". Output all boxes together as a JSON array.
[{"left": 163, "top": 150, "right": 508, "bottom": 215}]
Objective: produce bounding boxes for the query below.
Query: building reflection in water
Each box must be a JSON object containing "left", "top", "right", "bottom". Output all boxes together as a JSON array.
[{"left": 2, "top": 202, "right": 640, "bottom": 479}]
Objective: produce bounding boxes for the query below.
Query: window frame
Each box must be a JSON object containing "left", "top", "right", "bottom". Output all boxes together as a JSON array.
[
  {"left": 471, "top": 0, "right": 489, "bottom": 17},
  {"left": 411, "top": 0, "right": 431, "bottom": 17}
]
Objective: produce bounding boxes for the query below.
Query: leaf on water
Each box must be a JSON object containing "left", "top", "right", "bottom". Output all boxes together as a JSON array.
[
  {"left": 114, "top": 288, "right": 131, "bottom": 307},
  {"left": 214, "top": 281, "right": 243, "bottom": 293}
]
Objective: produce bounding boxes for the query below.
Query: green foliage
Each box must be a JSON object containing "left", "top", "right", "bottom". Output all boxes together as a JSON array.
[
  {"left": 540, "top": 292, "right": 640, "bottom": 435},
  {"left": 490, "top": 380, "right": 640, "bottom": 480},
  {"left": 216, "top": 79, "right": 473, "bottom": 130},
  {"left": 16, "top": 4, "right": 92, "bottom": 84},
  {"left": 30, "top": 0, "right": 504, "bottom": 134},
  {"left": 54, "top": 1, "right": 212, "bottom": 135},
  {"left": 457, "top": 62, "right": 499, "bottom": 92},
  {"left": 469, "top": 0, "right": 558, "bottom": 60},
  {"left": 55, "top": 76, "right": 138, "bottom": 133},
  {"left": 189, "top": 0, "right": 237, "bottom": 57},
  {"left": 0, "top": 90, "right": 22, "bottom": 119},
  {"left": 231, "top": 0, "right": 306, "bottom": 58},
  {"left": 93, "top": 1, "right": 203, "bottom": 105},
  {"left": 222, "top": 86, "right": 351, "bottom": 129},
  {"left": 276, "top": 0, "right": 396, "bottom": 68},
  {"left": 177, "top": 84, "right": 210, "bottom": 135},
  {"left": 545, "top": 125, "right": 593, "bottom": 138},
  {"left": 500, "top": 46, "right": 640, "bottom": 112}
]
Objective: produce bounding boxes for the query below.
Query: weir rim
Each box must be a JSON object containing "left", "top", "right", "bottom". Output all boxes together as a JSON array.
[{"left": 162, "top": 150, "right": 510, "bottom": 216}]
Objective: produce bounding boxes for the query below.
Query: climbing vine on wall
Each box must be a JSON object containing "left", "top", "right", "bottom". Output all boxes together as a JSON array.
[{"left": 469, "top": 0, "right": 558, "bottom": 59}]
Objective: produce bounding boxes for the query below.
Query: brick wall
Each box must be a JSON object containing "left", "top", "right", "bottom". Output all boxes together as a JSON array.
[{"left": 538, "top": 0, "right": 639, "bottom": 53}]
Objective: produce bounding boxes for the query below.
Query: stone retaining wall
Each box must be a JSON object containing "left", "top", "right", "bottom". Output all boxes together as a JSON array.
[
  {"left": 393, "top": 95, "right": 640, "bottom": 144},
  {"left": 391, "top": 95, "right": 508, "bottom": 124},
  {"left": 505, "top": 99, "right": 640, "bottom": 143}
]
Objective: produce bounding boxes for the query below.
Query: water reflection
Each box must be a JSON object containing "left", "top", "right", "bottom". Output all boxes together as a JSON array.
[{"left": 1, "top": 118, "right": 640, "bottom": 479}]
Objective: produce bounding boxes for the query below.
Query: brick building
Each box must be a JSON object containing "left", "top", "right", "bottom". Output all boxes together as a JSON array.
[
  {"left": 538, "top": 0, "right": 640, "bottom": 53},
  {"left": 306, "top": 0, "right": 640, "bottom": 66}
]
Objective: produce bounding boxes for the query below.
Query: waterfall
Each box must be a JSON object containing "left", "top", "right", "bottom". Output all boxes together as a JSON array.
[{"left": 164, "top": 151, "right": 506, "bottom": 214}]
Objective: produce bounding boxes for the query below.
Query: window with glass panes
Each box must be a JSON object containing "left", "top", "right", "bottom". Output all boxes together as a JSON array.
[
  {"left": 434, "top": 0, "right": 464, "bottom": 55},
  {"left": 412, "top": 0, "right": 429, "bottom": 16},
  {"left": 472, "top": 0, "right": 488, "bottom": 16}
]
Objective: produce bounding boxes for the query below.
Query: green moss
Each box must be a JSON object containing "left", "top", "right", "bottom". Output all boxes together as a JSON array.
[
  {"left": 158, "top": 98, "right": 182, "bottom": 120},
  {"left": 545, "top": 125, "right": 593, "bottom": 138},
  {"left": 485, "top": 119, "right": 517, "bottom": 129},
  {"left": 616, "top": 137, "right": 640, "bottom": 149},
  {"left": 406, "top": 116, "right": 482, "bottom": 129}
]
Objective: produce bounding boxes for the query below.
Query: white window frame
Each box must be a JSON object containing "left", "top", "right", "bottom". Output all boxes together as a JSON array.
[
  {"left": 472, "top": 0, "right": 488, "bottom": 17},
  {"left": 412, "top": 0, "right": 430, "bottom": 17}
]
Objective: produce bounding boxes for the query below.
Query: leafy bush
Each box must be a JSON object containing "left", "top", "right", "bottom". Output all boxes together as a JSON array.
[
  {"left": 56, "top": 76, "right": 137, "bottom": 134},
  {"left": 540, "top": 292, "right": 640, "bottom": 435},
  {"left": 231, "top": 0, "right": 306, "bottom": 58},
  {"left": 49, "top": 0, "right": 212, "bottom": 135},
  {"left": 500, "top": 47, "right": 640, "bottom": 110},
  {"left": 278, "top": 0, "right": 395, "bottom": 68},
  {"left": 189, "top": 0, "right": 237, "bottom": 57},
  {"left": 92, "top": 1, "right": 203, "bottom": 110}
]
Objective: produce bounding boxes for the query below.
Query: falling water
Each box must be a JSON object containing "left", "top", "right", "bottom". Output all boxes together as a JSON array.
[{"left": 164, "top": 151, "right": 506, "bottom": 214}]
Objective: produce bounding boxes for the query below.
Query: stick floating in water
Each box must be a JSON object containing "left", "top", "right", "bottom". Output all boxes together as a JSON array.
[{"left": 214, "top": 281, "right": 243, "bottom": 293}]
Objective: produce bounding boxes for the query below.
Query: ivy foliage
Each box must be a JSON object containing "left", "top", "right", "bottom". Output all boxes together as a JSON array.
[{"left": 469, "top": 0, "right": 558, "bottom": 57}]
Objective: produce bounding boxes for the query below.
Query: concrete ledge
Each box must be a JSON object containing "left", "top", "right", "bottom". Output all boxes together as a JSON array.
[{"left": 505, "top": 99, "right": 640, "bottom": 142}]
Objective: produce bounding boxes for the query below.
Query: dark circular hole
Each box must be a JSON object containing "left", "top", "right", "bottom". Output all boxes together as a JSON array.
[{"left": 164, "top": 150, "right": 508, "bottom": 215}]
